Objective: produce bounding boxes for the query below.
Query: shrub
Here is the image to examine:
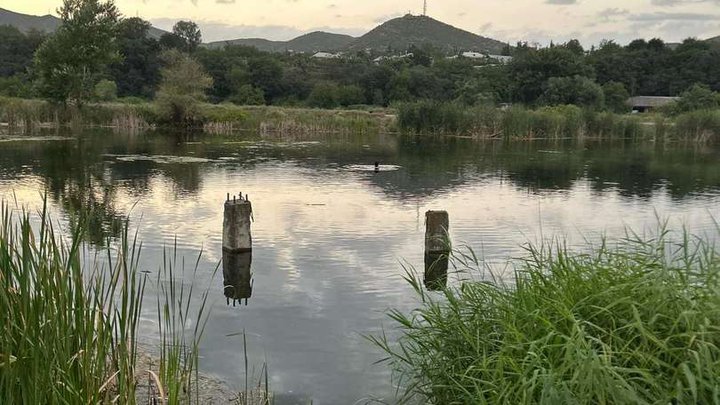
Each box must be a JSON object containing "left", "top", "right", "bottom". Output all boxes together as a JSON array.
[{"left": 93, "top": 79, "right": 117, "bottom": 102}]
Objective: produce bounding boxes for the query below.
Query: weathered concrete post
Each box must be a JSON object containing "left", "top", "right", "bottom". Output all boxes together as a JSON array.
[
  {"left": 223, "top": 250, "right": 253, "bottom": 307},
  {"left": 223, "top": 193, "right": 253, "bottom": 252},
  {"left": 424, "top": 210, "right": 450, "bottom": 290},
  {"left": 424, "top": 252, "right": 449, "bottom": 291},
  {"left": 425, "top": 210, "right": 450, "bottom": 254}
]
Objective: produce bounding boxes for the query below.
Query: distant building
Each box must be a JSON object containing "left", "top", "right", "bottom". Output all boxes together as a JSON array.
[
  {"left": 447, "top": 53, "right": 513, "bottom": 64},
  {"left": 373, "top": 53, "right": 414, "bottom": 64},
  {"left": 627, "top": 96, "right": 679, "bottom": 113},
  {"left": 312, "top": 52, "right": 342, "bottom": 59},
  {"left": 487, "top": 54, "right": 513, "bottom": 64}
]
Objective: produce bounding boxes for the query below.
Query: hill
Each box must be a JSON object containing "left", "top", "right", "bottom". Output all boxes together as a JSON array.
[
  {"left": 206, "top": 31, "right": 355, "bottom": 53},
  {"left": 346, "top": 14, "right": 507, "bottom": 54},
  {"left": 0, "top": 7, "right": 166, "bottom": 38},
  {"left": 0, "top": 7, "right": 60, "bottom": 33},
  {"left": 286, "top": 32, "right": 355, "bottom": 53}
]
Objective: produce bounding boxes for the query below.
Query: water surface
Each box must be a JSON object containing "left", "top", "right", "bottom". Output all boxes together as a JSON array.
[{"left": 0, "top": 130, "right": 719, "bottom": 404}]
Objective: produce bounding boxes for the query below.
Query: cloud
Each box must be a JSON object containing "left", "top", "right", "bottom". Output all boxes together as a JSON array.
[
  {"left": 628, "top": 12, "right": 720, "bottom": 21},
  {"left": 545, "top": 0, "right": 578, "bottom": 4}
]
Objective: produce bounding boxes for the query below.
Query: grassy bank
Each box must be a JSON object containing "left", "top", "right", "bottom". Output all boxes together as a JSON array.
[
  {"left": 373, "top": 227, "right": 720, "bottom": 404},
  {"left": 397, "top": 101, "right": 720, "bottom": 142},
  {"left": 0, "top": 97, "right": 395, "bottom": 135},
  {"left": 0, "top": 202, "right": 211, "bottom": 404}
]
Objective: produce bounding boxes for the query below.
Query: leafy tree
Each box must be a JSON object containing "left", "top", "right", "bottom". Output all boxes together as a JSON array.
[
  {"left": 670, "top": 84, "right": 720, "bottom": 114},
  {"left": 155, "top": 49, "right": 213, "bottom": 127},
  {"left": 509, "top": 47, "right": 593, "bottom": 104},
  {"left": 172, "top": 21, "right": 202, "bottom": 53},
  {"left": 34, "top": 0, "right": 120, "bottom": 104},
  {"left": 230, "top": 84, "right": 265, "bottom": 105},
  {"left": 602, "top": 82, "right": 630, "bottom": 113},
  {"left": 93, "top": 79, "right": 117, "bottom": 101},
  {"left": 307, "top": 82, "right": 340, "bottom": 109},
  {"left": 110, "top": 17, "right": 162, "bottom": 98},
  {"left": 159, "top": 32, "right": 186, "bottom": 51},
  {"left": 247, "top": 56, "right": 284, "bottom": 102},
  {"left": 0, "top": 26, "right": 45, "bottom": 78},
  {"left": 539, "top": 75, "right": 604, "bottom": 110}
]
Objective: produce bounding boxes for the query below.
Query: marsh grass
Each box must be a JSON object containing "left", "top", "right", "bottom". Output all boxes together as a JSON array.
[
  {"left": 372, "top": 225, "right": 720, "bottom": 404},
  {"left": 0, "top": 201, "right": 213, "bottom": 404},
  {"left": 0, "top": 200, "right": 145, "bottom": 403}
]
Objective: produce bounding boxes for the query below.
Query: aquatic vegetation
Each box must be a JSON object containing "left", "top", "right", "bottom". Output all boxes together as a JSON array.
[
  {"left": 0, "top": 202, "right": 212, "bottom": 404},
  {"left": 373, "top": 226, "right": 720, "bottom": 404}
]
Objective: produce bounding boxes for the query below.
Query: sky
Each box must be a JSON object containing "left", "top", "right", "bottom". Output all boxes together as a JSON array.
[{"left": 2, "top": 0, "right": 720, "bottom": 45}]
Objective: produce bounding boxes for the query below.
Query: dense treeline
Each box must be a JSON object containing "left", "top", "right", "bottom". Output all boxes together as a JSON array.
[{"left": 2, "top": 1, "right": 720, "bottom": 113}]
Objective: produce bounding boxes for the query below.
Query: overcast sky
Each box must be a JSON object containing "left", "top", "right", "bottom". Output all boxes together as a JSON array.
[{"left": 3, "top": 0, "right": 720, "bottom": 45}]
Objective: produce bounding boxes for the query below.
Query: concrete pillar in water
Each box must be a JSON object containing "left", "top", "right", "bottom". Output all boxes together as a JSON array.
[
  {"left": 223, "top": 250, "right": 253, "bottom": 307},
  {"left": 223, "top": 193, "right": 253, "bottom": 252},
  {"left": 424, "top": 252, "right": 449, "bottom": 291},
  {"left": 425, "top": 210, "right": 450, "bottom": 254}
]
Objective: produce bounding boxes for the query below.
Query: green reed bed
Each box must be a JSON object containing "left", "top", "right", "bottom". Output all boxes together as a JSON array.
[
  {"left": 397, "top": 101, "right": 656, "bottom": 141},
  {"left": 373, "top": 227, "right": 720, "bottom": 404},
  {"left": 0, "top": 202, "right": 211, "bottom": 404}
]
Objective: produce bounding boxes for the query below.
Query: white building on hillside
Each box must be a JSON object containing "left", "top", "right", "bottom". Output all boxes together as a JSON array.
[{"left": 312, "top": 52, "right": 342, "bottom": 59}]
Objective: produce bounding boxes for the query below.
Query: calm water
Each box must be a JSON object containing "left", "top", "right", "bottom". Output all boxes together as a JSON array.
[{"left": 1, "top": 130, "right": 719, "bottom": 404}]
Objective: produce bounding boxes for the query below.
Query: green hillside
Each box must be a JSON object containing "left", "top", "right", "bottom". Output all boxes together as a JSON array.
[
  {"left": 0, "top": 7, "right": 60, "bottom": 33},
  {"left": 206, "top": 31, "right": 355, "bottom": 53},
  {"left": 0, "top": 7, "right": 166, "bottom": 38},
  {"left": 346, "top": 14, "right": 507, "bottom": 54}
]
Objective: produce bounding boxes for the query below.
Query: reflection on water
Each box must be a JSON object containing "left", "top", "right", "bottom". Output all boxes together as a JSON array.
[
  {"left": 0, "top": 129, "right": 719, "bottom": 404},
  {"left": 223, "top": 251, "right": 253, "bottom": 307}
]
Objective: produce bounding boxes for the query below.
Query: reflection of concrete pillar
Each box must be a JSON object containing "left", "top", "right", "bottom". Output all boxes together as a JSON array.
[
  {"left": 424, "top": 252, "right": 448, "bottom": 291},
  {"left": 223, "top": 251, "right": 253, "bottom": 307},
  {"left": 223, "top": 194, "right": 252, "bottom": 252},
  {"left": 425, "top": 211, "right": 450, "bottom": 254}
]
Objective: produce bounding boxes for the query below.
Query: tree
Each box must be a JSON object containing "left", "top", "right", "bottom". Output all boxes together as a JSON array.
[
  {"left": 602, "top": 82, "right": 630, "bottom": 113},
  {"left": 34, "top": 0, "right": 120, "bottom": 104},
  {"left": 669, "top": 84, "right": 720, "bottom": 114},
  {"left": 110, "top": 17, "right": 162, "bottom": 98},
  {"left": 230, "top": 85, "right": 265, "bottom": 105},
  {"left": 539, "top": 76, "right": 604, "bottom": 110},
  {"left": 94, "top": 79, "right": 117, "bottom": 101},
  {"left": 172, "top": 21, "right": 202, "bottom": 53},
  {"left": 155, "top": 49, "right": 213, "bottom": 127},
  {"left": 509, "top": 46, "right": 594, "bottom": 104},
  {"left": 0, "top": 26, "right": 45, "bottom": 78}
]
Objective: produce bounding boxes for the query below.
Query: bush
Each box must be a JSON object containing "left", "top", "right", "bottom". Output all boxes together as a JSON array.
[
  {"left": 602, "top": 82, "right": 630, "bottom": 113},
  {"left": 539, "top": 76, "right": 605, "bottom": 110},
  {"left": 374, "top": 228, "right": 720, "bottom": 404},
  {"left": 230, "top": 84, "right": 265, "bottom": 106},
  {"left": 665, "top": 84, "right": 720, "bottom": 115},
  {"left": 94, "top": 79, "right": 117, "bottom": 102}
]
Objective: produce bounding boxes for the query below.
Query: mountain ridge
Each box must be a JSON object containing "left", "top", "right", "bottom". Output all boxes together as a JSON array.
[{"left": 0, "top": 7, "right": 166, "bottom": 38}]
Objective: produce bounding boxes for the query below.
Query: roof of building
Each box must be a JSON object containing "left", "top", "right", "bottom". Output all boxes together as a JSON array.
[{"left": 627, "top": 96, "right": 680, "bottom": 108}]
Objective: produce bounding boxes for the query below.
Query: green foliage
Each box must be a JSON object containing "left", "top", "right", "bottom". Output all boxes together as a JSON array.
[
  {"left": 509, "top": 45, "right": 593, "bottom": 104},
  {"left": 602, "top": 81, "right": 630, "bottom": 113},
  {"left": 673, "top": 110, "right": 720, "bottom": 143},
  {"left": 667, "top": 84, "right": 720, "bottom": 115},
  {"left": 0, "top": 26, "right": 45, "bottom": 78},
  {"left": 154, "top": 49, "right": 213, "bottom": 127},
  {"left": 110, "top": 17, "right": 161, "bottom": 98},
  {"left": 172, "top": 20, "right": 202, "bottom": 53},
  {"left": 0, "top": 75, "right": 36, "bottom": 98},
  {"left": 230, "top": 84, "right": 266, "bottom": 106},
  {"left": 540, "top": 76, "right": 604, "bottom": 110},
  {"left": 93, "top": 79, "right": 117, "bottom": 101},
  {"left": 34, "top": 0, "right": 120, "bottom": 104},
  {"left": 373, "top": 227, "right": 720, "bottom": 404}
]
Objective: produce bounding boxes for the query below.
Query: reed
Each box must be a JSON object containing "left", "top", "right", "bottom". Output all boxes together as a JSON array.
[
  {"left": 372, "top": 225, "right": 720, "bottom": 404},
  {"left": 0, "top": 201, "right": 213, "bottom": 404}
]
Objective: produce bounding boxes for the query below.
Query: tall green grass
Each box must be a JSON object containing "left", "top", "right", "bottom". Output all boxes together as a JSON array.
[
  {"left": 0, "top": 201, "right": 213, "bottom": 404},
  {"left": 397, "top": 101, "right": 659, "bottom": 141},
  {"left": 372, "top": 226, "right": 720, "bottom": 404}
]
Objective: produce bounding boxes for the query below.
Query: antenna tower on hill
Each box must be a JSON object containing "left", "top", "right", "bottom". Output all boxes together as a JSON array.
[{"left": 423, "top": 0, "right": 428, "bottom": 16}]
